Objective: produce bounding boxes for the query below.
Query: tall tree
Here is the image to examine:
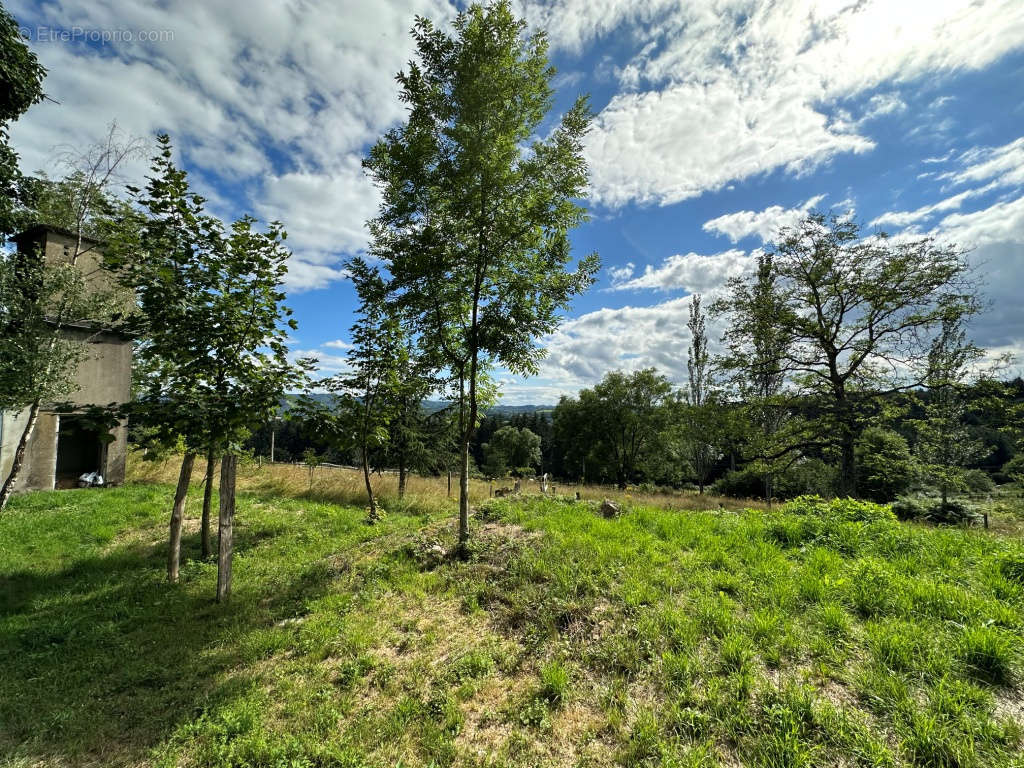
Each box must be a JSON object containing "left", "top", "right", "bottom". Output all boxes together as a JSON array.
[
  {"left": 380, "top": 340, "right": 437, "bottom": 498},
  {"left": 713, "top": 253, "right": 792, "bottom": 502},
  {"left": 364, "top": 0, "right": 599, "bottom": 552},
  {"left": 910, "top": 315, "right": 987, "bottom": 505},
  {"left": 715, "top": 214, "right": 978, "bottom": 497},
  {"left": 335, "top": 257, "right": 406, "bottom": 521},
  {"left": 0, "top": 5, "right": 45, "bottom": 239},
  {"left": 482, "top": 425, "right": 541, "bottom": 477},
  {"left": 684, "top": 294, "right": 721, "bottom": 494},
  {"left": 109, "top": 136, "right": 307, "bottom": 596}
]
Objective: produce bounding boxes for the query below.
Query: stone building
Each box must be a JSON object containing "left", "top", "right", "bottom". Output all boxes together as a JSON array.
[{"left": 0, "top": 225, "right": 132, "bottom": 491}]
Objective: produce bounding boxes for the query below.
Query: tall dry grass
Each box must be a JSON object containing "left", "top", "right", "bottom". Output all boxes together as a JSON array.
[{"left": 126, "top": 452, "right": 766, "bottom": 515}]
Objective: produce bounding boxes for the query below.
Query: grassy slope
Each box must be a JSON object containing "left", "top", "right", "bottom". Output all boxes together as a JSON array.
[{"left": 1, "top": 482, "right": 1023, "bottom": 768}]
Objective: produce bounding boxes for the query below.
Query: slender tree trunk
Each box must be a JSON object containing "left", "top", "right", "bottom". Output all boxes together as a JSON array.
[
  {"left": 0, "top": 400, "right": 41, "bottom": 510},
  {"left": 447, "top": 469, "right": 452, "bottom": 498},
  {"left": 838, "top": 431, "right": 857, "bottom": 497},
  {"left": 216, "top": 454, "right": 237, "bottom": 602},
  {"left": 201, "top": 448, "right": 217, "bottom": 559},
  {"left": 398, "top": 456, "right": 407, "bottom": 499},
  {"left": 458, "top": 363, "right": 474, "bottom": 554},
  {"left": 459, "top": 440, "right": 470, "bottom": 550},
  {"left": 168, "top": 452, "right": 196, "bottom": 583},
  {"left": 362, "top": 448, "right": 378, "bottom": 521}
]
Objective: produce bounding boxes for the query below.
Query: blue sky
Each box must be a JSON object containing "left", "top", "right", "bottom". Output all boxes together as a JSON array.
[{"left": 9, "top": 0, "right": 1024, "bottom": 402}]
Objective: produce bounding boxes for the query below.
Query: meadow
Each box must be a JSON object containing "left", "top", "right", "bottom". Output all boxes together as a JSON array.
[{"left": 1, "top": 459, "right": 1022, "bottom": 767}]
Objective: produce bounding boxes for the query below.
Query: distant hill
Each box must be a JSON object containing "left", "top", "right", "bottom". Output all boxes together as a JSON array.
[{"left": 283, "top": 393, "right": 554, "bottom": 416}]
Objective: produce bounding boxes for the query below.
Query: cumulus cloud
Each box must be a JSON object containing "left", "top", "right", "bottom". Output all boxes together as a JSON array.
[
  {"left": 536, "top": 293, "right": 732, "bottom": 389},
  {"left": 8, "top": 0, "right": 455, "bottom": 292},
  {"left": 703, "top": 195, "right": 826, "bottom": 243},
  {"left": 607, "top": 249, "right": 752, "bottom": 293},
  {"left": 550, "top": 0, "right": 1024, "bottom": 207}
]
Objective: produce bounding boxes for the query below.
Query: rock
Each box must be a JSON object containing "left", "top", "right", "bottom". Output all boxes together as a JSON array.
[
  {"left": 410, "top": 538, "right": 449, "bottom": 569},
  {"left": 599, "top": 499, "right": 621, "bottom": 519}
]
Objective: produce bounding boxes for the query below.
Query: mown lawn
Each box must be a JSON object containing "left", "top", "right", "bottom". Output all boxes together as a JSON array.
[{"left": 1, "top": 484, "right": 1022, "bottom": 767}]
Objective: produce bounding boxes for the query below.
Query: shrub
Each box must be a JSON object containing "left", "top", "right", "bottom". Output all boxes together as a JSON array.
[
  {"left": 892, "top": 496, "right": 984, "bottom": 526},
  {"left": 999, "top": 553, "right": 1024, "bottom": 586},
  {"left": 962, "top": 469, "right": 995, "bottom": 494},
  {"left": 781, "top": 495, "right": 895, "bottom": 524},
  {"left": 712, "top": 459, "right": 839, "bottom": 500},
  {"left": 855, "top": 427, "right": 919, "bottom": 502}
]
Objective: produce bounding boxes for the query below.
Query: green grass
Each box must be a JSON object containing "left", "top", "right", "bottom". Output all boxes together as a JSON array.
[{"left": 1, "top": 486, "right": 1022, "bottom": 767}]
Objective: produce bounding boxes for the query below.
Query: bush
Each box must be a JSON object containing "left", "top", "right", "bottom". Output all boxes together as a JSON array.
[
  {"left": 892, "top": 496, "right": 984, "bottom": 526},
  {"left": 712, "top": 459, "right": 838, "bottom": 500},
  {"left": 1002, "top": 454, "right": 1024, "bottom": 484},
  {"left": 962, "top": 469, "right": 995, "bottom": 494},
  {"left": 998, "top": 554, "right": 1024, "bottom": 586},
  {"left": 781, "top": 495, "right": 895, "bottom": 524},
  {"left": 855, "top": 427, "right": 919, "bottom": 502}
]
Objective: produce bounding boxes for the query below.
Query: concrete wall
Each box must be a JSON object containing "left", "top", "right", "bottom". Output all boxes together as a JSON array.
[
  {"left": 0, "top": 408, "right": 58, "bottom": 492},
  {"left": 62, "top": 327, "right": 133, "bottom": 407}
]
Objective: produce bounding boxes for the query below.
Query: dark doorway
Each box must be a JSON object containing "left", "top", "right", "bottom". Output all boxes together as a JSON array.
[{"left": 55, "top": 416, "right": 103, "bottom": 487}]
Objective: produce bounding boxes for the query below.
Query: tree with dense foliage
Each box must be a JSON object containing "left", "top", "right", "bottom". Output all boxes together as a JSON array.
[
  {"left": 109, "top": 136, "right": 307, "bottom": 597},
  {"left": 553, "top": 369, "right": 674, "bottom": 488},
  {"left": 910, "top": 316, "right": 988, "bottom": 504},
  {"left": 0, "top": 5, "right": 46, "bottom": 239},
  {"left": 482, "top": 425, "right": 541, "bottom": 477},
  {"left": 364, "top": 0, "right": 599, "bottom": 551},
  {"left": 854, "top": 427, "right": 919, "bottom": 502},
  {"left": 715, "top": 214, "right": 979, "bottom": 497},
  {"left": 379, "top": 340, "right": 438, "bottom": 498}
]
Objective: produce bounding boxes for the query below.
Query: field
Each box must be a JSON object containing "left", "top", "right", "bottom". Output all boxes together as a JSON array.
[{"left": 1, "top": 459, "right": 1023, "bottom": 767}]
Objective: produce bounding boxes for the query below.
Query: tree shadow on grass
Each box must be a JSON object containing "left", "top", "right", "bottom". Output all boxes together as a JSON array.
[{"left": 0, "top": 522, "right": 339, "bottom": 766}]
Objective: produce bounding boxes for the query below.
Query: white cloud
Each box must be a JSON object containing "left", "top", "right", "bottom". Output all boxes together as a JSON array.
[
  {"left": 322, "top": 339, "right": 352, "bottom": 350},
  {"left": 947, "top": 136, "right": 1024, "bottom": 189},
  {"left": 871, "top": 135, "right": 1024, "bottom": 230},
  {"left": 703, "top": 195, "right": 826, "bottom": 243},
  {"left": 284, "top": 262, "right": 351, "bottom": 293},
  {"left": 537, "top": 292, "right": 732, "bottom": 388},
  {"left": 860, "top": 92, "right": 907, "bottom": 122},
  {"left": 560, "top": 0, "right": 1024, "bottom": 207},
  {"left": 607, "top": 249, "right": 752, "bottom": 293},
  {"left": 292, "top": 348, "right": 351, "bottom": 376},
  {"left": 8, "top": 0, "right": 456, "bottom": 293},
  {"left": 868, "top": 189, "right": 978, "bottom": 229},
  {"left": 936, "top": 194, "right": 1024, "bottom": 249},
  {"left": 606, "top": 262, "right": 635, "bottom": 283}
]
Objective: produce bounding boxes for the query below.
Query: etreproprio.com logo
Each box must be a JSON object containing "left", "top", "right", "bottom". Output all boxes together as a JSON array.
[{"left": 20, "top": 26, "right": 175, "bottom": 44}]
